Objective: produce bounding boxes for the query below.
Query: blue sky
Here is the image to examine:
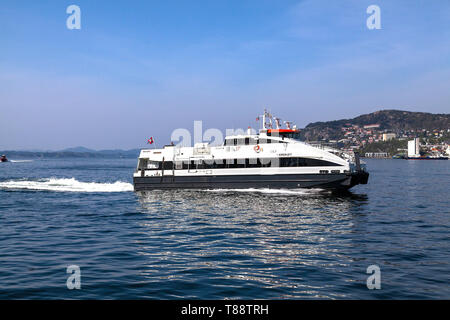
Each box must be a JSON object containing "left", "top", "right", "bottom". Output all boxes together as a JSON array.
[{"left": 1, "top": 0, "right": 449, "bottom": 150}]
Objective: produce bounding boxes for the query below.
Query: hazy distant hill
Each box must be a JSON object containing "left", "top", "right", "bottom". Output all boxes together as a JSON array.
[
  {"left": 300, "top": 110, "right": 450, "bottom": 141},
  {"left": 60, "top": 147, "right": 141, "bottom": 156},
  {"left": 61, "top": 146, "right": 96, "bottom": 153}
]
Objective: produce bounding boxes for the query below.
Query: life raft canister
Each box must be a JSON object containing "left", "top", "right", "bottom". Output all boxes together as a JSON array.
[{"left": 254, "top": 145, "right": 262, "bottom": 153}]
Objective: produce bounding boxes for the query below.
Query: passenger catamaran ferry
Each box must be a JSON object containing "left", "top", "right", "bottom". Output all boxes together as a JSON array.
[{"left": 133, "top": 111, "right": 369, "bottom": 191}]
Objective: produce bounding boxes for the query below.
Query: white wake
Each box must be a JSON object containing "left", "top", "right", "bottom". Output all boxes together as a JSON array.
[
  {"left": 9, "top": 160, "right": 33, "bottom": 163},
  {"left": 0, "top": 178, "right": 133, "bottom": 193}
]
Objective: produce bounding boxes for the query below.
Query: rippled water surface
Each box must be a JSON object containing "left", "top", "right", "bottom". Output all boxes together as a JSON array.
[{"left": 0, "top": 158, "right": 448, "bottom": 299}]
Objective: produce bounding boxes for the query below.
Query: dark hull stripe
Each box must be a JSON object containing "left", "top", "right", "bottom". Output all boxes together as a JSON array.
[{"left": 133, "top": 173, "right": 367, "bottom": 191}]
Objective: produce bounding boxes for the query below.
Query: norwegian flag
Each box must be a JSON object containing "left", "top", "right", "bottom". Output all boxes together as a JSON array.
[
  {"left": 256, "top": 116, "right": 260, "bottom": 121},
  {"left": 147, "top": 137, "right": 154, "bottom": 144}
]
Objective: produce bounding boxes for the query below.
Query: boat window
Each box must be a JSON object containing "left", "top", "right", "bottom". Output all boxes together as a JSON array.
[
  {"left": 212, "top": 158, "right": 224, "bottom": 168},
  {"left": 140, "top": 160, "right": 173, "bottom": 170},
  {"left": 162, "top": 161, "right": 173, "bottom": 170},
  {"left": 280, "top": 158, "right": 297, "bottom": 167},
  {"left": 256, "top": 138, "right": 285, "bottom": 144},
  {"left": 177, "top": 157, "right": 343, "bottom": 170},
  {"left": 298, "top": 158, "right": 342, "bottom": 167},
  {"left": 236, "top": 158, "right": 245, "bottom": 168},
  {"left": 224, "top": 139, "right": 234, "bottom": 146},
  {"left": 147, "top": 161, "right": 160, "bottom": 169},
  {"left": 307, "top": 158, "right": 340, "bottom": 167},
  {"left": 196, "top": 160, "right": 206, "bottom": 170},
  {"left": 280, "top": 132, "right": 302, "bottom": 140},
  {"left": 247, "top": 158, "right": 258, "bottom": 168},
  {"left": 138, "top": 159, "right": 148, "bottom": 170},
  {"left": 260, "top": 158, "right": 273, "bottom": 167},
  {"left": 245, "top": 138, "right": 249, "bottom": 145}
]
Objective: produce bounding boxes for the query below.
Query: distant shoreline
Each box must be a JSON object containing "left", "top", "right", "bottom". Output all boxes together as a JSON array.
[{"left": 0, "top": 150, "right": 140, "bottom": 159}]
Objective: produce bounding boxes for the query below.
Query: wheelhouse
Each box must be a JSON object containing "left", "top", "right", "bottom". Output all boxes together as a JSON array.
[{"left": 267, "top": 129, "right": 301, "bottom": 140}]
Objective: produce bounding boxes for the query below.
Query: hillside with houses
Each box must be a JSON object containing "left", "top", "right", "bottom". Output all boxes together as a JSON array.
[{"left": 299, "top": 110, "right": 450, "bottom": 157}]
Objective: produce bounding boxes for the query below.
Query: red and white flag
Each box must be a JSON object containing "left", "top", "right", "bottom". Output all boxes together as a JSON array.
[{"left": 147, "top": 137, "right": 154, "bottom": 144}]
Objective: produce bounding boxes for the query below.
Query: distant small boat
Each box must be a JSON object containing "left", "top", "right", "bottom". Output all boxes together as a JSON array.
[{"left": 0, "top": 155, "right": 8, "bottom": 162}]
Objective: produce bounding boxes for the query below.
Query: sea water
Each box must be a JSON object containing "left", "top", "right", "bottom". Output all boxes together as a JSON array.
[{"left": 0, "top": 158, "right": 448, "bottom": 299}]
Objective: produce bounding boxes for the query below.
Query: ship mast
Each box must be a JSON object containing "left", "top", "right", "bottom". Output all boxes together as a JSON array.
[{"left": 261, "top": 109, "right": 273, "bottom": 130}]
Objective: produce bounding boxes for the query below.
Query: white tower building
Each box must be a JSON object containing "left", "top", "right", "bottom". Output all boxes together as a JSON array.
[{"left": 407, "top": 138, "right": 420, "bottom": 158}]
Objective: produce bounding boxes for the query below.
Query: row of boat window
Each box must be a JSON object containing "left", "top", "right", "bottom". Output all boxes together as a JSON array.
[
  {"left": 140, "top": 157, "right": 342, "bottom": 170},
  {"left": 224, "top": 138, "right": 285, "bottom": 146}
]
